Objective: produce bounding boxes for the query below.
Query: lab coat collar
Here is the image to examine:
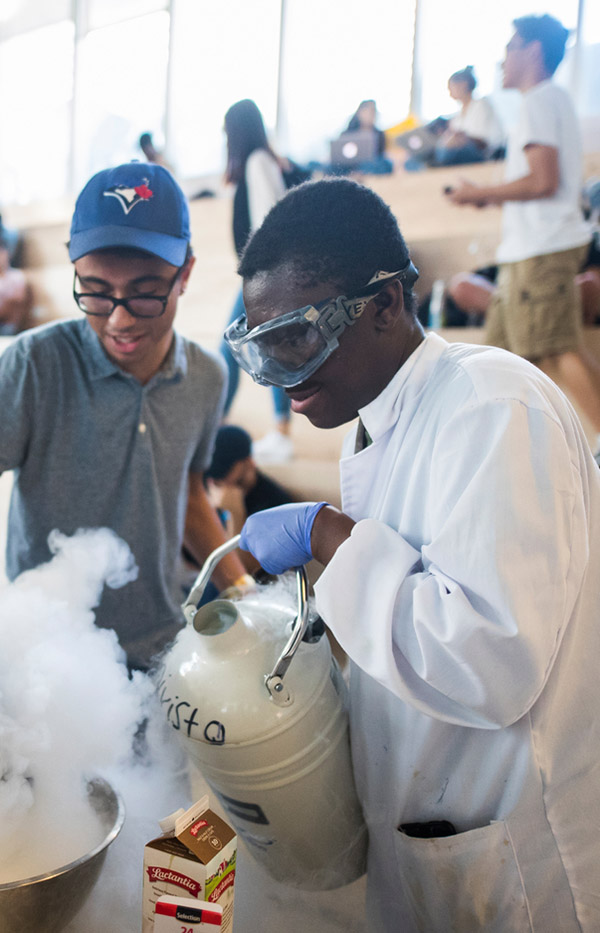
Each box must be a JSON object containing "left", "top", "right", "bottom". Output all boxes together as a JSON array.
[{"left": 357, "top": 332, "right": 448, "bottom": 443}]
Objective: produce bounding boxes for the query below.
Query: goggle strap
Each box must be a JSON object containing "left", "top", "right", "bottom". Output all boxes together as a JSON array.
[
  {"left": 319, "top": 296, "right": 369, "bottom": 340},
  {"left": 366, "top": 259, "right": 419, "bottom": 287}
]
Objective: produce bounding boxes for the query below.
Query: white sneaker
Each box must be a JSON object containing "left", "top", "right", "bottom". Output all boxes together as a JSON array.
[{"left": 252, "top": 431, "right": 294, "bottom": 465}]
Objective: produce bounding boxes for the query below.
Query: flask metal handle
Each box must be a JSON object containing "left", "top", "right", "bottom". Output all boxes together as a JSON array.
[{"left": 181, "top": 536, "right": 309, "bottom": 702}]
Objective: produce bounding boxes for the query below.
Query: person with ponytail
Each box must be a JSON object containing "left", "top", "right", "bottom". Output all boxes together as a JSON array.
[{"left": 434, "top": 66, "right": 504, "bottom": 166}]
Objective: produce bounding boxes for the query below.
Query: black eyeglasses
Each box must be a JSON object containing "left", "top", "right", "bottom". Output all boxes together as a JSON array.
[{"left": 73, "top": 269, "right": 181, "bottom": 319}]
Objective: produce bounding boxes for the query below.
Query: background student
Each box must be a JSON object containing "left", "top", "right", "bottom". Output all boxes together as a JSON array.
[
  {"left": 447, "top": 14, "right": 600, "bottom": 454},
  {"left": 219, "top": 99, "right": 294, "bottom": 465}
]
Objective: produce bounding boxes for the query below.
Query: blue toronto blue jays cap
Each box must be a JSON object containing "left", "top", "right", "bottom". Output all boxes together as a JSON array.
[{"left": 69, "top": 162, "right": 190, "bottom": 266}]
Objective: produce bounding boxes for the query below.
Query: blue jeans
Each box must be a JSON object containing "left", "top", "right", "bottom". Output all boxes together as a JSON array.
[
  {"left": 220, "top": 288, "right": 291, "bottom": 420},
  {"left": 309, "top": 157, "right": 393, "bottom": 176},
  {"left": 433, "top": 141, "right": 486, "bottom": 166},
  {"left": 405, "top": 142, "right": 486, "bottom": 172}
]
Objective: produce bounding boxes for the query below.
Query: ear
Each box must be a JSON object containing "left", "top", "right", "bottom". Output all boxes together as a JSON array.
[
  {"left": 528, "top": 38, "right": 545, "bottom": 71},
  {"left": 371, "top": 279, "right": 405, "bottom": 331},
  {"left": 179, "top": 254, "right": 196, "bottom": 294}
]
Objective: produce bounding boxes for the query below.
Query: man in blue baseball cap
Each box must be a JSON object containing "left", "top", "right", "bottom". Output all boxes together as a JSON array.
[{"left": 0, "top": 161, "right": 248, "bottom": 669}]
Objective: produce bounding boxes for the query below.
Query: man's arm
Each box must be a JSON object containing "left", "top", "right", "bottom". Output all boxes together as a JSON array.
[
  {"left": 447, "top": 144, "right": 559, "bottom": 207},
  {"left": 184, "top": 472, "right": 249, "bottom": 591},
  {"left": 239, "top": 402, "right": 585, "bottom": 729},
  {"left": 207, "top": 482, "right": 248, "bottom": 537},
  {"left": 207, "top": 481, "right": 263, "bottom": 575},
  {"left": 310, "top": 505, "right": 355, "bottom": 565}
]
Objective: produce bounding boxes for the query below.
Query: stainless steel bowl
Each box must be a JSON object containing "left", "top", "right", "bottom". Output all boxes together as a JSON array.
[{"left": 0, "top": 777, "right": 125, "bottom": 933}]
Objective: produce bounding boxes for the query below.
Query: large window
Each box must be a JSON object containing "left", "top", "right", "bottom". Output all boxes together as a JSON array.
[
  {"left": 278, "top": 0, "right": 416, "bottom": 164},
  {"left": 414, "top": 0, "right": 581, "bottom": 128},
  {"left": 168, "top": 0, "right": 282, "bottom": 180},
  {"left": 73, "top": 10, "right": 170, "bottom": 192},
  {"left": 0, "top": 0, "right": 597, "bottom": 207},
  {"left": 0, "top": 21, "right": 74, "bottom": 205},
  {"left": 578, "top": 0, "right": 600, "bottom": 121},
  {"left": 86, "top": 0, "right": 167, "bottom": 30}
]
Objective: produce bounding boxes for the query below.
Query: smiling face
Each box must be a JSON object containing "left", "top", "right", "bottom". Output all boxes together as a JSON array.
[
  {"left": 243, "top": 262, "right": 423, "bottom": 429},
  {"left": 73, "top": 250, "right": 193, "bottom": 384}
]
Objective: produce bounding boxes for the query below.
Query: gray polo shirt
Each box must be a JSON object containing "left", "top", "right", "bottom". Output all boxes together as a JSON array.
[{"left": 0, "top": 318, "right": 227, "bottom": 669}]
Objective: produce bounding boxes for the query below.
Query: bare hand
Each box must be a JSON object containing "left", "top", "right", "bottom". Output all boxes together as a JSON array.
[
  {"left": 215, "top": 484, "right": 246, "bottom": 516},
  {"left": 446, "top": 180, "right": 488, "bottom": 208},
  {"left": 206, "top": 478, "right": 244, "bottom": 510},
  {"left": 443, "top": 130, "right": 469, "bottom": 149}
]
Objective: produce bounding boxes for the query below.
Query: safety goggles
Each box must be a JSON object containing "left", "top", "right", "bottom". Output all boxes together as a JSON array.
[{"left": 224, "top": 261, "right": 419, "bottom": 388}]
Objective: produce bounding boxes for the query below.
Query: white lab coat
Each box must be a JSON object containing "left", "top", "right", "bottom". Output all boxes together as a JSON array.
[{"left": 315, "top": 334, "right": 600, "bottom": 932}]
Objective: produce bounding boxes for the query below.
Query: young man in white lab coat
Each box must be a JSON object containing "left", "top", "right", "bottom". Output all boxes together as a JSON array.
[{"left": 224, "top": 177, "right": 600, "bottom": 932}]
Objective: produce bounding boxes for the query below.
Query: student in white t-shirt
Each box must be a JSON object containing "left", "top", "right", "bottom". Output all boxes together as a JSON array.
[
  {"left": 446, "top": 14, "right": 600, "bottom": 454},
  {"left": 435, "top": 66, "right": 504, "bottom": 166}
]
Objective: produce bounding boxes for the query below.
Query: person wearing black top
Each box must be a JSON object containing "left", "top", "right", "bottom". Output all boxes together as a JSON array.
[
  {"left": 205, "top": 425, "right": 296, "bottom": 573},
  {"left": 218, "top": 100, "right": 294, "bottom": 466},
  {"left": 340, "top": 100, "right": 393, "bottom": 175}
]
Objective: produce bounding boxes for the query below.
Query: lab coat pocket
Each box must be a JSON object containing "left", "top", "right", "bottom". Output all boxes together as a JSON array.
[{"left": 393, "top": 819, "right": 532, "bottom": 932}]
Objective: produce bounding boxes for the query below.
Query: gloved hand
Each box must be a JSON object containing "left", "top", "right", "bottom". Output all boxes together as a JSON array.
[{"left": 239, "top": 502, "right": 329, "bottom": 575}]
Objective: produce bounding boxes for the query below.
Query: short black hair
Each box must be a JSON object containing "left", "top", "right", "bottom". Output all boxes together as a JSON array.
[
  {"left": 238, "top": 178, "right": 416, "bottom": 310},
  {"left": 206, "top": 425, "right": 252, "bottom": 479},
  {"left": 513, "top": 14, "right": 569, "bottom": 75}
]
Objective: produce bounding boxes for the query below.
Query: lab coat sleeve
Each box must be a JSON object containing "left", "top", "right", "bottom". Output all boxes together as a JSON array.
[{"left": 314, "top": 398, "right": 588, "bottom": 728}]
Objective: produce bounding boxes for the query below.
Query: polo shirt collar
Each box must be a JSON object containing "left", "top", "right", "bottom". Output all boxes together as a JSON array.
[
  {"left": 159, "top": 332, "right": 188, "bottom": 381},
  {"left": 81, "top": 320, "right": 187, "bottom": 383}
]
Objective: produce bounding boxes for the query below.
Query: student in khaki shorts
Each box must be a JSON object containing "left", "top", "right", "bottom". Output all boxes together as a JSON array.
[
  {"left": 447, "top": 14, "right": 600, "bottom": 455},
  {"left": 487, "top": 243, "right": 590, "bottom": 359}
]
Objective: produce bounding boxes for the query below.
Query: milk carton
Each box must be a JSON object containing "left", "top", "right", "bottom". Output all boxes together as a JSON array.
[{"left": 143, "top": 796, "right": 236, "bottom": 933}]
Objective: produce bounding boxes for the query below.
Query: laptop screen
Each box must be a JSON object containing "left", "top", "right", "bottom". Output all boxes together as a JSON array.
[{"left": 330, "top": 130, "right": 377, "bottom": 167}]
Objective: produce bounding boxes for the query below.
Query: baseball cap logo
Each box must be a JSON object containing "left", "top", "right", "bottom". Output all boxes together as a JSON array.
[
  {"left": 69, "top": 162, "right": 190, "bottom": 265},
  {"left": 103, "top": 180, "right": 154, "bottom": 215}
]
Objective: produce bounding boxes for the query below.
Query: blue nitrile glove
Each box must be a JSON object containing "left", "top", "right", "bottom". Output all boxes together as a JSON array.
[{"left": 239, "top": 502, "right": 329, "bottom": 575}]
